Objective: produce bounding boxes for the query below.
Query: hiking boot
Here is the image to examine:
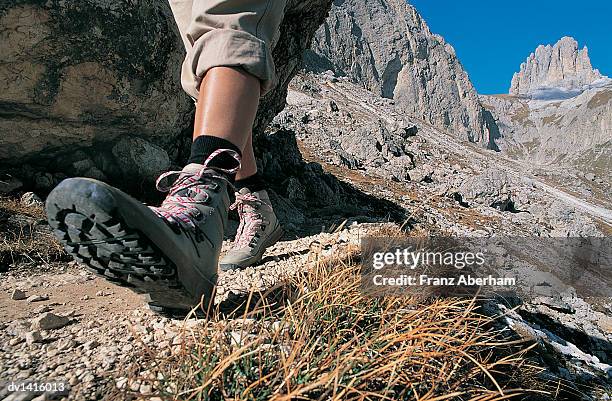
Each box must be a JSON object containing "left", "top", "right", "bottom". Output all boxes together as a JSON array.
[
  {"left": 45, "top": 149, "right": 241, "bottom": 315},
  {"left": 220, "top": 188, "right": 283, "bottom": 271}
]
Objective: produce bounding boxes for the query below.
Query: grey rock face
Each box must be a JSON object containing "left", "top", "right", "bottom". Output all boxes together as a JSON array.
[
  {"left": 482, "top": 37, "right": 611, "bottom": 206},
  {"left": 0, "top": 1, "right": 191, "bottom": 167},
  {"left": 305, "top": 0, "right": 493, "bottom": 145},
  {"left": 510, "top": 37, "right": 605, "bottom": 96},
  {"left": 274, "top": 75, "right": 423, "bottom": 184},
  {"left": 0, "top": 0, "right": 333, "bottom": 190}
]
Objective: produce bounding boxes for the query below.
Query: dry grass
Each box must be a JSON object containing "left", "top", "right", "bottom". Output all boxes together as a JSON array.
[
  {"left": 128, "top": 233, "right": 555, "bottom": 401},
  {"left": 0, "top": 196, "right": 66, "bottom": 269}
]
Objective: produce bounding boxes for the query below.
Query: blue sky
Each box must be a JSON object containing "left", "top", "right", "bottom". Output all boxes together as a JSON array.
[{"left": 409, "top": 0, "right": 612, "bottom": 94}]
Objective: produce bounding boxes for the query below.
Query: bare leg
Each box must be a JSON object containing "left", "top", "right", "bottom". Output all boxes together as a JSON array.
[
  {"left": 194, "top": 67, "right": 260, "bottom": 150},
  {"left": 236, "top": 134, "right": 257, "bottom": 180}
]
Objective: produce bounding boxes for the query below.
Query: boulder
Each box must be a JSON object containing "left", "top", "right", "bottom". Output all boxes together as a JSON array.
[
  {"left": 11, "top": 289, "right": 27, "bottom": 300},
  {"left": 30, "top": 312, "right": 70, "bottom": 330},
  {"left": 453, "top": 169, "right": 515, "bottom": 211},
  {"left": 0, "top": 0, "right": 334, "bottom": 191},
  {"left": 112, "top": 136, "right": 170, "bottom": 184}
]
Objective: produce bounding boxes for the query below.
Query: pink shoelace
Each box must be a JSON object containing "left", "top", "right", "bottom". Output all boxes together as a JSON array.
[
  {"left": 150, "top": 149, "right": 241, "bottom": 229},
  {"left": 230, "top": 193, "right": 264, "bottom": 249}
]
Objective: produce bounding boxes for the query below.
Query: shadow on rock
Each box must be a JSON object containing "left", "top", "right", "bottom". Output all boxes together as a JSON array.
[{"left": 254, "top": 129, "right": 408, "bottom": 237}]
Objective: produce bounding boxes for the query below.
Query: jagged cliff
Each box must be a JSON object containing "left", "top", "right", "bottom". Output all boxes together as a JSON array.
[
  {"left": 510, "top": 36, "right": 604, "bottom": 96},
  {"left": 305, "top": 0, "right": 493, "bottom": 145}
]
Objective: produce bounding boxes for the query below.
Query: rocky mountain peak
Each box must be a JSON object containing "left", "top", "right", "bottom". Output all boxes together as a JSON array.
[{"left": 509, "top": 36, "right": 604, "bottom": 95}]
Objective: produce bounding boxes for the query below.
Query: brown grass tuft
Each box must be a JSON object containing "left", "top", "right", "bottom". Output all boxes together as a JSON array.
[
  {"left": 0, "top": 196, "right": 66, "bottom": 269},
  {"left": 128, "top": 231, "right": 554, "bottom": 401}
]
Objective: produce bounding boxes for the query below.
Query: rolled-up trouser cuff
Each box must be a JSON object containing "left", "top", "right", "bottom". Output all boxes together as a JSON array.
[{"left": 181, "top": 28, "right": 277, "bottom": 100}]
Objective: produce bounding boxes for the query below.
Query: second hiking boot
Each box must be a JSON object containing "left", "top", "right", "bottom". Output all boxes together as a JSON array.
[
  {"left": 220, "top": 188, "right": 283, "bottom": 271},
  {"left": 45, "top": 149, "right": 241, "bottom": 315}
]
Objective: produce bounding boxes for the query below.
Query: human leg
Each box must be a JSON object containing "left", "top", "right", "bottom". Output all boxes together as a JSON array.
[{"left": 45, "top": 0, "right": 287, "bottom": 315}]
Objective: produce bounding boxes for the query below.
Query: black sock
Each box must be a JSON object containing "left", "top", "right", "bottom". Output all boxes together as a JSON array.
[
  {"left": 188, "top": 136, "right": 242, "bottom": 182},
  {"left": 235, "top": 173, "right": 266, "bottom": 192}
]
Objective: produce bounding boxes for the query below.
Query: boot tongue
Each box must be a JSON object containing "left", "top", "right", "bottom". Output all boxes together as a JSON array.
[
  {"left": 182, "top": 163, "right": 206, "bottom": 174},
  {"left": 237, "top": 187, "right": 252, "bottom": 196},
  {"left": 237, "top": 187, "right": 265, "bottom": 204},
  {"left": 235, "top": 187, "right": 260, "bottom": 214},
  {"left": 168, "top": 163, "right": 210, "bottom": 201}
]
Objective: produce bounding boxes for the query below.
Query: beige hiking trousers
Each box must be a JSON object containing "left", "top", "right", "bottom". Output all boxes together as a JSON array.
[{"left": 168, "top": 0, "right": 287, "bottom": 99}]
